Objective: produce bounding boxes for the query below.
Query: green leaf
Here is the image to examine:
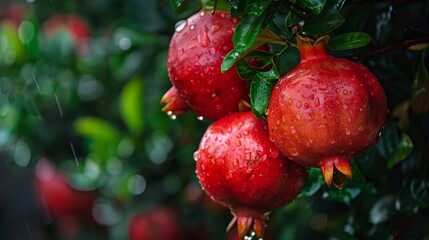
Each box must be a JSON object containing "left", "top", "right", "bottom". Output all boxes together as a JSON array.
[
  {"left": 325, "top": 0, "right": 346, "bottom": 11},
  {"left": 120, "top": 76, "right": 145, "bottom": 135},
  {"left": 410, "top": 54, "right": 429, "bottom": 114},
  {"left": 75, "top": 117, "right": 122, "bottom": 145},
  {"left": 302, "top": 9, "right": 345, "bottom": 37},
  {"left": 301, "top": 0, "right": 327, "bottom": 15},
  {"left": 387, "top": 133, "right": 413, "bottom": 169},
  {"left": 250, "top": 67, "right": 278, "bottom": 118},
  {"left": 328, "top": 32, "right": 372, "bottom": 50},
  {"left": 256, "top": 28, "right": 287, "bottom": 45},
  {"left": 221, "top": 49, "right": 240, "bottom": 73},
  {"left": 170, "top": 0, "right": 182, "bottom": 9},
  {"left": 249, "top": 0, "right": 272, "bottom": 16},
  {"left": 236, "top": 60, "right": 258, "bottom": 80},
  {"left": 233, "top": 12, "right": 266, "bottom": 54}
]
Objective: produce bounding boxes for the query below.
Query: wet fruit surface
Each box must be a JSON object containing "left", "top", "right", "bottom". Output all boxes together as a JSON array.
[
  {"left": 267, "top": 35, "right": 387, "bottom": 187},
  {"left": 194, "top": 111, "right": 307, "bottom": 238},
  {"left": 166, "top": 10, "right": 248, "bottom": 120}
]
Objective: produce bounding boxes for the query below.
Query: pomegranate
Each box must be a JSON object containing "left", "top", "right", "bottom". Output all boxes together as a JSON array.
[
  {"left": 267, "top": 35, "right": 387, "bottom": 187},
  {"left": 34, "top": 158, "right": 95, "bottom": 220},
  {"left": 194, "top": 111, "right": 308, "bottom": 239},
  {"left": 163, "top": 10, "right": 248, "bottom": 120},
  {"left": 128, "top": 207, "right": 183, "bottom": 240}
]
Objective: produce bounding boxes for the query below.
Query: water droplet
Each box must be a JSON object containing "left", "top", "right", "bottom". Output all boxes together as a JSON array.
[
  {"left": 188, "top": 44, "right": 197, "bottom": 50},
  {"left": 342, "top": 104, "right": 348, "bottom": 110},
  {"left": 233, "top": 159, "right": 239, "bottom": 166},
  {"left": 288, "top": 98, "right": 293, "bottom": 105},
  {"left": 330, "top": 139, "right": 336, "bottom": 144},
  {"left": 211, "top": 24, "right": 221, "bottom": 34},
  {"left": 194, "top": 62, "right": 201, "bottom": 67},
  {"left": 198, "top": 29, "right": 210, "bottom": 47},
  {"left": 296, "top": 101, "right": 302, "bottom": 108},
  {"left": 175, "top": 20, "right": 187, "bottom": 32},
  {"left": 235, "top": 141, "right": 241, "bottom": 147},
  {"left": 359, "top": 108, "right": 364, "bottom": 112},
  {"left": 345, "top": 128, "right": 351, "bottom": 135},
  {"left": 347, "top": 118, "right": 352, "bottom": 123},
  {"left": 343, "top": 90, "right": 349, "bottom": 95},
  {"left": 189, "top": 25, "right": 195, "bottom": 30},
  {"left": 225, "top": 139, "right": 230, "bottom": 145},
  {"left": 314, "top": 97, "right": 320, "bottom": 107},
  {"left": 209, "top": 47, "right": 217, "bottom": 54},
  {"left": 264, "top": 108, "right": 269, "bottom": 116},
  {"left": 296, "top": 114, "right": 301, "bottom": 120},
  {"left": 236, "top": 133, "right": 242, "bottom": 139},
  {"left": 200, "top": 11, "right": 205, "bottom": 17},
  {"left": 243, "top": 130, "right": 249, "bottom": 136},
  {"left": 216, "top": 104, "right": 221, "bottom": 110},
  {"left": 358, "top": 125, "right": 364, "bottom": 131},
  {"left": 178, "top": 48, "right": 184, "bottom": 55},
  {"left": 290, "top": 126, "right": 297, "bottom": 134},
  {"left": 245, "top": 153, "right": 251, "bottom": 160},
  {"left": 304, "top": 103, "right": 310, "bottom": 109},
  {"left": 348, "top": 140, "right": 353, "bottom": 146},
  {"left": 197, "top": 116, "right": 204, "bottom": 121},
  {"left": 289, "top": 148, "right": 299, "bottom": 157},
  {"left": 276, "top": 120, "right": 280, "bottom": 126}
]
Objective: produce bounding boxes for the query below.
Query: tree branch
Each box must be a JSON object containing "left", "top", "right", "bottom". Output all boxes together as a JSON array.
[{"left": 351, "top": 36, "right": 429, "bottom": 60}]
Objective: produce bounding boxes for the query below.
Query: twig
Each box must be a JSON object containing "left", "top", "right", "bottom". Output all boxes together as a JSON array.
[{"left": 351, "top": 36, "right": 429, "bottom": 60}]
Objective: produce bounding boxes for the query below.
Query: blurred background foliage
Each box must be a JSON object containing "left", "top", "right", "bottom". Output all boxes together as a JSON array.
[{"left": 0, "top": 0, "right": 428, "bottom": 240}]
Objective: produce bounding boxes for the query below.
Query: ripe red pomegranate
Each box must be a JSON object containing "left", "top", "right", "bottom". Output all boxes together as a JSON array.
[
  {"left": 128, "top": 207, "right": 183, "bottom": 240},
  {"left": 267, "top": 35, "right": 387, "bottom": 187},
  {"left": 34, "top": 159, "right": 95, "bottom": 220},
  {"left": 194, "top": 111, "right": 308, "bottom": 239},
  {"left": 163, "top": 10, "right": 248, "bottom": 120}
]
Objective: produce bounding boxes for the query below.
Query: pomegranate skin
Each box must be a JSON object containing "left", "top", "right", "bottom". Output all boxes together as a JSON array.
[
  {"left": 166, "top": 10, "right": 248, "bottom": 120},
  {"left": 194, "top": 111, "right": 307, "bottom": 238},
  {"left": 267, "top": 36, "right": 387, "bottom": 186}
]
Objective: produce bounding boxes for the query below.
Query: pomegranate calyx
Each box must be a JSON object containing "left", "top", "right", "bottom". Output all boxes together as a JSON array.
[
  {"left": 231, "top": 208, "right": 269, "bottom": 239},
  {"left": 319, "top": 157, "right": 352, "bottom": 188},
  {"left": 160, "top": 86, "right": 189, "bottom": 116},
  {"left": 296, "top": 34, "right": 330, "bottom": 63}
]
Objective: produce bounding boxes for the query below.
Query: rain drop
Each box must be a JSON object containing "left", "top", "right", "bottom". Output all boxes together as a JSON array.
[
  {"left": 211, "top": 24, "right": 220, "bottom": 34},
  {"left": 189, "top": 25, "right": 196, "bottom": 30},
  {"left": 304, "top": 103, "right": 310, "bottom": 109},
  {"left": 290, "top": 126, "right": 297, "bottom": 134},
  {"left": 197, "top": 116, "right": 204, "bottom": 121},
  {"left": 348, "top": 140, "right": 353, "bottom": 146},
  {"left": 233, "top": 159, "right": 239, "bottom": 166},
  {"left": 345, "top": 128, "right": 351, "bottom": 135},
  {"left": 178, "top": 48, "right": 184, "bottom": 55},
  {"left": 289, "top": 148, "right": 299, "bottom": 157},
  {"left": 358, "top": 125, "right": 364, "bottom": 131},
  {"left": 314, "top": 97, "right": 320, "bottom": 107},
  {"left": 209, "top": 47, "right": 217, "bottom": 55},
  {"left": 235, "top": 141, "right": 241, "bottom": 147},
  {"left": 296, "top": 101, "right": 302, "bottom": 108},
  {"left": 170, "top": 114, "right": 177, "bottom": 120},
  {"left": 288, "top": 98, "right": 293, "bottom": 105},
  {"left": 296, "top": 114, "right": 301, "bottom": 120},
  {"left": 330, "top": 139, "right": 336, "bottom": 144},
  {"left": 200, "top": 11, "right": 205, "bottom": 17},
  {"left": 175, "top": 20, "right": 187, "bottom": 32},
  {"left": 198, "top": 30, "right": 210, "bottom": 47},
  {"left": 343, "top": 89, "right": 349, "bottom": 95},
  {"left": 342, "top": 104, "right": 348, "bottom": 110}
]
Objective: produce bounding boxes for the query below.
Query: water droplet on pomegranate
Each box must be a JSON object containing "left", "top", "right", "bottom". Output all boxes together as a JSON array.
[
  {"left": 348, "top": 140, "right": 353, "bottom": 146},
  {"left": 359, "top": 108, "right": 364, "bottom": 112},
  {"left": 343, "top": 89, "right": 349, "bottom": 95},
  {"left": 264, "top": 108, "right": 269, "bottom": 116},
  {"left": 188, "top": 45, "right": 197, "bottom": 50},
  {"left": 197, "top": 116, "right": 204, "bottom": 121},
  {"left": 347, "top": 118, "right": 352, "bottom": 123},
  {"left": 296, "top": 101, "right": 302, "bottom": 108},
  {"left": 345, "top": 128, "right": 351, "bottom": 135},
  {"left": 216, "top": 104, "right": 221, "bottom": 110},
  {"left": 236, "top": 133, "right": 242, "bottom": 139},
  {"left": 194, "top": 62, "right": 201, "bottom": 67},
  {"left": 178, "top": 48, "right": 184, "bottom": 55},
  {"left": 276, "top": 120, "right": 280, "bottom": 126},
  {"left": 314, "top": 97, "right": 320, "bottom": 107},
  {"left": 233, "top": 159, "right": 239, "bottom": 166},
  {"left": 330, "top": 139, "right": 336, "bottom": 144},
  {"left": 342, "top": 104, "right": 348, "bottom": 110},
  {"left": 290, "top": 125, "right": 297, "bottom": 134},
  {"left": 243, "top": 130, "right": 249, "bottom": 136},
  {"left": 235, "top": 141, "right": 241, "bottom": 147},
  {"left": 225, "top": 139, "right": 230, "bottom": 145},
  {"left": 198, "top": 30, "right": 210, "bottom": 47},
  {"left": 193, "top": 151, "right": 199, "bottom": 161},
  {"left": 210, "top": 24, "right": 220, "bottom": 34},
  {"left": 245, "top": 153, "right": 251, "bottom": 160},
  {"left": 289, "top": 148, "right": 299, "bottom": 156},
  {"left": 304, "top": 103, "right": 310, "bottom": 109},
  {"left": 296, "top": 114, "right": 301, "bottom": 120},
  {"left": 209, "top": 47, "right": 217, "bottom": 55},
  {"left": 288, "top": 98, "right": 293, "bottom": 105},
  {"left": 200, "top": 11, "right": 205, "bottom": 17},
  {"left": 175, "top": 20, "right": 186, "bottom": 32},
  {"left": 358, "top": 125, "right": 364, "bottom": 131},
  {"left": 189, "top": 25, "right": 195, "bottom": 30}
]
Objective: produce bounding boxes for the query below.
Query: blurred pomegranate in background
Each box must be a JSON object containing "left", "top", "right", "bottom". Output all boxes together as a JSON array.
[
  {"left": 128, "top": 206, "right": 184, "bottom": 240},
  {"left": 34, "top": 158, "right": 95, "bottom": 220}
]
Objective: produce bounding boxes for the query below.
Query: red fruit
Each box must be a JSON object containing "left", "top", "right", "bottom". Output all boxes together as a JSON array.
[
  {"left": 34, "top": 159, "right": 95, "bottom": 220},
  {"left": 128, "top": 207, "right": 183, "bottom": 240},
  {"left": 164, "top": 10, "right": 248, "bottom": 120},
  {"left": 267, "top": 35, "right": 387, "bottom": 187},
  {"left": 194, "top": 111, "right": 308, "bottom": 239}
]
